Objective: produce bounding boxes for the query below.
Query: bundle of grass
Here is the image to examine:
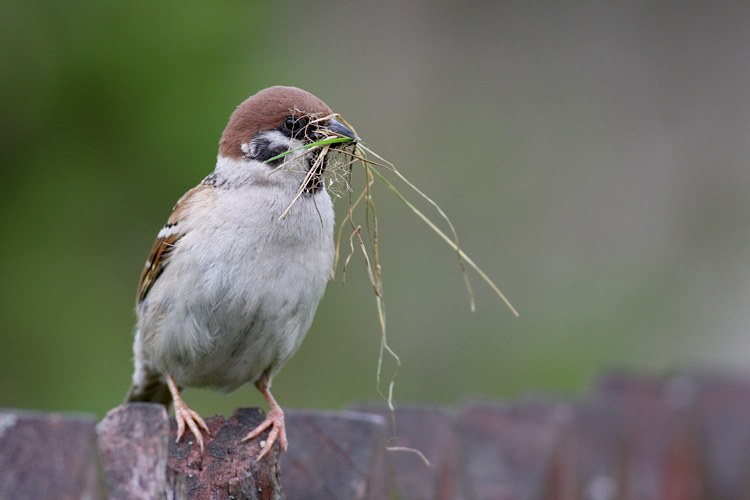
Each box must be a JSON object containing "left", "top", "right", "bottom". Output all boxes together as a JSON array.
[{"left": 266, "top": 114, "right": 518, "bottom": 463}]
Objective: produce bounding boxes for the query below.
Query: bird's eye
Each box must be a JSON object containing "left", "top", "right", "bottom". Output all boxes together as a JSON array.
[{"left": 283, "top": 116, "right": 309, "bottom": 134}]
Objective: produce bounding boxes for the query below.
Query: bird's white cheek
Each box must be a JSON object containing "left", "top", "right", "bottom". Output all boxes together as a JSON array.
[{"left": 240, "top": 142, "right": 254, "bottom": 158}]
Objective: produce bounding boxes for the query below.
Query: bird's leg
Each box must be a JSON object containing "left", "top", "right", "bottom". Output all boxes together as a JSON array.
[
  {"left": 242, "top": 373, "right": 288, "bottom": 460},
  {"left": 166, "top": 374, "right": 210, "bottom": 454}
]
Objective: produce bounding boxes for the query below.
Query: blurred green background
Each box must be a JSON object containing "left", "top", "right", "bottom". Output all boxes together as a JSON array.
[{"left": 2, "top": 1, "right": 749, "bottom": 419}]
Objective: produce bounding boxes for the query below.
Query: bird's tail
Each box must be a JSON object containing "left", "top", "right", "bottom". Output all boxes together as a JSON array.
[{"left": 124, "top": 372, "right": 173, "bottom": 407}]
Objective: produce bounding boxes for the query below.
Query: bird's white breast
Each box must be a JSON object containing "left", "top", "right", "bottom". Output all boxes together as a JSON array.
[{"left": 138, "top": 160, "right": 335, "bottom": 392}]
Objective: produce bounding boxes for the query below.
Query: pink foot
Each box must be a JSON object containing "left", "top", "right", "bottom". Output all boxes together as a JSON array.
[
  {"left": 242, "top": 407, "right": 288, "bottom": 460},
  {"left": 167, "top": 375, "right": 210, "bottom": 454}
]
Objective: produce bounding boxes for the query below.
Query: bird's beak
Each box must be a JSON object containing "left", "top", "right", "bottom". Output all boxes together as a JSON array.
[{"left": 324, "top": 117, "right": 357, "bottom": 142}]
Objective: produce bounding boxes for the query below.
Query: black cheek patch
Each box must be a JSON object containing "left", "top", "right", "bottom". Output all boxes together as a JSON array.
[{"left": 249, "top": 137, "right": 287, "bottom": 166}]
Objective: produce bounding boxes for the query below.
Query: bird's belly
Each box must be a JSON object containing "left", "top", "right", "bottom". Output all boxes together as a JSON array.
[
  {"left": 171, "top": 289, "right": 320, "bottom": 392},
  {"left": 141, "top": 222, "right": 333, "bottom": 391}
]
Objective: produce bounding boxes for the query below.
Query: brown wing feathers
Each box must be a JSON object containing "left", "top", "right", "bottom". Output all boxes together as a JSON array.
[{"left": 137, "top": 185, "right": 205, "bottom": 304}]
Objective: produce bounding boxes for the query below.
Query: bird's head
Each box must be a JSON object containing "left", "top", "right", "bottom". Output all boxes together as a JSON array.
[{"left": 215, "top": 86, "right": 356, "bottom": 192}]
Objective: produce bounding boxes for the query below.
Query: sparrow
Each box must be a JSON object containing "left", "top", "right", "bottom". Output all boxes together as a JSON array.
[{"left": 125, "top": 86, "right": 356, "bottom": 459}]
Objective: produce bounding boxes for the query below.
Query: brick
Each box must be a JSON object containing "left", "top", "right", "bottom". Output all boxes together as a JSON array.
[
  {"left": 458, "top": 400, "right": 576, "bottom": 500},
  {"left": 0, "top": 408, "right": 106, "bottom": 500},
  {"left": 167, "top": 407, "right": 282, "bottom": 500},
  {"left": 97, "top": 403, "right": 178, "bottom": 500},
  {"left": 351, "top": 405, "right": 458, "bottom": 500},
  {"left": 283, "top": 409, "right": 391, "bottom": 500}
]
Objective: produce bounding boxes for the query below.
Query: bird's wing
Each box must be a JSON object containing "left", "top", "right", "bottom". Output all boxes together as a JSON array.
[{"left": 136, "top": 184, "right": 207, "bottom": 304}]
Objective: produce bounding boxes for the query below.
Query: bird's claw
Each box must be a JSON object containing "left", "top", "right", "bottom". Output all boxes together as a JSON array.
[
  {"left": 174, "top": 402, "right": 210, "bottom": 454},
  {"left": 242, "top": 408, "right": 287, "bottom": 460}
]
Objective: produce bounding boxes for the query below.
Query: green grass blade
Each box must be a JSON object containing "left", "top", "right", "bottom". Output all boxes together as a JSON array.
[{"left": 263, "top": 137, "right": 354, "bottom": 164}]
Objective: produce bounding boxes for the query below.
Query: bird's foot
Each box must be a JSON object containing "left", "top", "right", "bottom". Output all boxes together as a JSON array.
[
  {"left": 242, "top": 407, "right": 288, "bottom": 460},
  {"left": 173, "top": 398, "right": 210, "bottom": 454},
  {"left": 166, "top": 374, "right": 210, "bottom": 454}
]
